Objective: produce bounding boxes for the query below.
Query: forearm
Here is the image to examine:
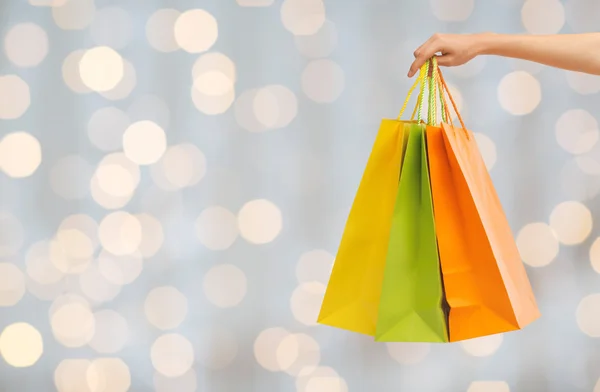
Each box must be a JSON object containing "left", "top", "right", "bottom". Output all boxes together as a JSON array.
[{"left": 477, "top": 33, "right": 600, "bottom": 75}]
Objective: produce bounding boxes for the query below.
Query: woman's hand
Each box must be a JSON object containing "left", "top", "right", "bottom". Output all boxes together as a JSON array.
[
  {"left": 408, "top": 33, "right": 491, "bottom": 77},
  {"left": 408, "top": 32, "right": 600, "bottom": 77}
]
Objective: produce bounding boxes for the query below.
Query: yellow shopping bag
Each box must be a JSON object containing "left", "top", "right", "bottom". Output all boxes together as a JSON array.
[{"left": 317, "top": 71, "right": 426, "bottom": 336}]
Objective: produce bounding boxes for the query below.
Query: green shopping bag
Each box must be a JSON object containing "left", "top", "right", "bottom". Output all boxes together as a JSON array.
[{"left": 374, "top": 123, "right": 449, "bottom": 342}]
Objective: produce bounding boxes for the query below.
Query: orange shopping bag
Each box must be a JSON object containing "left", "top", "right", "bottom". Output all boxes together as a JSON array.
[{"left": 427, "top": 64, "right": 541, "bottom": 342}]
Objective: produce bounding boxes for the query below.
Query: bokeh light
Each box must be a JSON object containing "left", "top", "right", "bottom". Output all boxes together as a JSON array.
[
  {"left": 280, "top": 0, "right": 326, "bottom": 36},
  {"left": 174, "top": 9, "right": 219, "bottom": 53},
  {"left": 62, "top": 50, "right": 92, "bottom": 94},
  {"left": 461, "top": 334, "right": 504, "bottom": 357},
  {"left": 86, "top": 358, "right": 131, "bottom": 392},
  {"left": 238, "top": 199, "right": 283, "bottom": 244},
  {"left": 145, "top": 286, "right": 189, "bottom": 330},
  {"left": 566, "top": 71, "right": 600, "bottom": 95},
  {"left": 497, "top": 71, "right": 541, "bottom": 115},
  {"left": 51, "top": 301, "right": 96, "bottom": 348},
  {"left": 521, "top": 0, "right": 565, "bottom": 34},
  {"left": 151, "top": 333, "right": 195, "bottom": 377},
  {"left": 151, "top": 144, "right": 207, "bottom": 190},
  {"left": 4, "top": 23, "right": 49, "bottom": 67},
  {"left": 0, "top": 263, "right": 26, "bottom": 306},
  {"left": 254, "top": 327, "right": 292, "bottom": 372},
  {"left": 577, "top": 294, "right": 600, "bottom": 337},
  {"left": 0, "top": 132, "right": 42, "bottom": 178},
  {"left": 195, "top": 206, "right": 239, "bottom": 250},
  {"left": 555, "top": 109, "right": 599, "bottom": 155},
  {"left": 98, "top": 59, "right": 137, "bottom": 101},
  {"left": 549, "top": 201, "right": 593, "bottom": 245},
  {"left": 290, "top": 282, "right": 325, "bottom": 326},
  {"left": 89, "top": 310, "right": 129, "bottom": 354},
  {"left": 276, "top": 333, "right": 321, "bottom": 376},
  {"left": 203, "top": 264, "right": 247, "bottom": 308},
  {"left": 146, "top": 9, "right": 181, "bottom": 53},
  {"left": 516, "top": 222, "right": 560, "bottom": 267},
  {"left": 52, "top": 0, "right": 95, "bottom": 30},
  {"left": 87, "top": 107, "right": 130, "bottom": 152},
  {"left": 0, "top": 323, "right": 44, "bottom": 368},
  {"left": 122, "top": 121, "right": 167, "bottom": 165},
  {"left": 98, "top": 211, "right": 142, "bottom": 256},
  {"left": 302, "top": 59, "right": 345, "bottom": 103},
  {"left": 0, "top": 75, "right": 31, "bottom": 119},
  {"left": 253, "top": 85, "right": 298, "bottom": 129},
  {"left": 90, "top": 153, "right": 140, "bottom": 209},
  {"left": 78, "top": 46, "right": 124, "bottom": 92},
  {"left": 296, "top": 367, "right": 348, "bottom": 392}
]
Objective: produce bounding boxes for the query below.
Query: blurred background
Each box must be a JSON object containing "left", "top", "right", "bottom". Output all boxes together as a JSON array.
[{"left": 0, "top": 0, "right": 600, "bottom": 391}]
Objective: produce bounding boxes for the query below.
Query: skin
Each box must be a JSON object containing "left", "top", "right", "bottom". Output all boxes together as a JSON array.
[{"left": 408, "top": 32, "right": 600, "bottom": 77}]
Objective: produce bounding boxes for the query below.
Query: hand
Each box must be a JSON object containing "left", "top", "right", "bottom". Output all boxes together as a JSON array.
[{"left": 407, "top": 33, "right": 491, "bottom": 77}]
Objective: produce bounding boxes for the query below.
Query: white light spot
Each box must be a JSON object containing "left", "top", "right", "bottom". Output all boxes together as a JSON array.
[
  {"left": 0, "top": 323, "right": 44, "bottom": 367},
  {"left": 195, "top": 206, "right": 238, "bottom": 250},
  {"left": 203, "top": 264, "right": 247, "bottom": 308},
  {"left": 497, "top": 71, "right": 541, "bottom": 115},
  {"left": 516, "top": 222, "right": 560, "bottom": 267},
  {"left": 174, "top": 9, "right": 218, "bottom": 53},
  {"left": 461, "top": 334, "right": 503, "bottom": 357},
  {"left": 0, "top": 75, "right": 31, "bottom": 119},
  {"left": 151, "top": 334, "right": 195, "bottom": 378},
  {"left": 98, "top": 211, "right": 143, "bottom": 256},
  {"left": 521, "top": 0, "right": 565, "bottom": 34},
  {"left": 290, "top": 282, "right": 326, "bottom": 326},
  {"left": 253, "top": 85, "right": 298, "bottom": 129},
  {"left": 51, "top": 302, "right": 96, "bottom": 348},
  {"left": 52, "top": 0, "right": 95, "bottom": 30},
  {"left": 0, "top": 263, "right": 26, "bottom": 307},
  {"left": 144, "top": 286, "right": 189, "bottom": 330},
  {"left": 555, "top": 109, "right": 599, "bottom": 155},
  {"left": 577, "top": 294, "right": 600, "bottom": 337},
  {"left": 0, "top": 132, "right": 42, "bottom": 178},
  {"left": 146, "top": 9, "right": 180, "bottom": 53},
  {"left": 549, "top": 201, "right": 593, "bottom": 245},
  {"left": 238, "top": 199, "right": 283, "bottom": 244},
  {"left": 280, "top": 0, "right": 326, "bottom": 36},
  {"left": 302, "top": 59, "right": 345, "bottom": 103},
  {"left": 122, "top": 121, "right": 167, "bottom": 165},
  {"left": 4, "top": 23, "right": 49, "bottom": 67},
  {"left": 89, "top": 309, "right": 129, "bottom": 353},
  {"left": 79, "top": 46, "right": 124, "bottom": 92}
]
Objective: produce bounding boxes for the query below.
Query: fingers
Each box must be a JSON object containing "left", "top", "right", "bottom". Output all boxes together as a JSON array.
[{"left": 407, "top": 34, "right": 443, "bottom": 77}]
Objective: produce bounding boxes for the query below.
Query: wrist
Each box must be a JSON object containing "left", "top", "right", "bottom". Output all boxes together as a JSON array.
[{"left": 474, "top": 32, "right": 501, "bottom": 56}]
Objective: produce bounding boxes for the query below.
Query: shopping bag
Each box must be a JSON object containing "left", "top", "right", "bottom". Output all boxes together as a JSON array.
[
  {"left": 427, "top": 66, "right": 540, "bottom": 342},
  {"left": 375, "top": 123, "right": 449, "bottom": 342},
  {"left": 317, "top": 119, "right": 408, "bottom": 335},
  {"left": 317, "top": 66, "right": 429, "bottom": 336}
]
